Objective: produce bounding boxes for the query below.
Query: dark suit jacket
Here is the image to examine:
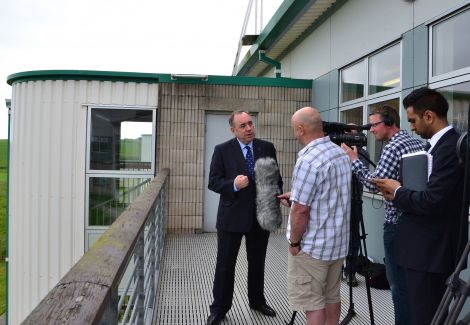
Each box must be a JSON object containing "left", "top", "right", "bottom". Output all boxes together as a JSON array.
[
  {"left": 394, "top": 128, "right": 467, "bottom": 274},
  {"left": 208, "top": 137, "right": 283, "bottom": 233}
]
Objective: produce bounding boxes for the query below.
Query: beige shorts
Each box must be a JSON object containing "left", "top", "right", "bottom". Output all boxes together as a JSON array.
[{"left": 287, "top": 249, "right": 343, "bottom": 311}]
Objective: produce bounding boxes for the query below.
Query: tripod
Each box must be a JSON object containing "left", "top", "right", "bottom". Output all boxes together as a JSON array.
[{"left": 341, "top": 175, "right": 375, "bottom": 325}]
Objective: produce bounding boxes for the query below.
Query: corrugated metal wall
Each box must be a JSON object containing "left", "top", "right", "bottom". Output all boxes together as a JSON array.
[{"left": 8, "top": 80, "right": 159, "bottom": 324}]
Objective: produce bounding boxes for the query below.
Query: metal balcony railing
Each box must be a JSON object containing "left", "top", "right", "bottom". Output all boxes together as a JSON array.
[{"left": 22, "top": 169, "right": 169, "bottom": 325}]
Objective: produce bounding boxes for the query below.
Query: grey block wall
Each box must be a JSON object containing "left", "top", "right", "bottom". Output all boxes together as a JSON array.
[{"left": 157, "top": 83, "right": 311, "bottom": 233}]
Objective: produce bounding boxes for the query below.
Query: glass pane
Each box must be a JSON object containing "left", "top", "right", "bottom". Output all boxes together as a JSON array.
[
  {"left": 341, "top": 61, "right": 365, "bottom": 102},
  {"left": 88, "top": 177, "right": 152, "bottom": 226},
  {"left": 432, "top": 8, "right": 470, "bottom": 76},
  {"left": 90, "top": 108, "right": 153, "bottom": 171},
  {"left": 369, "top": 44, "right": 401, "bottom": 95},
  {"left": 367, "top": 99, "right": 400, "bottom": 164},
  {"left": 340, "top": 107, "right": 363, "bottom": 126},
  {"left": 437, "top": 81, "right": 470, "bottom": 134}
]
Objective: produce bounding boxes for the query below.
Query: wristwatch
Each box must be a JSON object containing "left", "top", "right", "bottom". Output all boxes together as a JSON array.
[{"left": 288, "top": 239, "right": 300, "bottom": 248}]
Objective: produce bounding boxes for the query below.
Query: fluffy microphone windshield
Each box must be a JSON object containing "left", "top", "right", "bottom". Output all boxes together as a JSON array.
[{"left": 254, "top": 157, "right": 282, "bottom": 231}]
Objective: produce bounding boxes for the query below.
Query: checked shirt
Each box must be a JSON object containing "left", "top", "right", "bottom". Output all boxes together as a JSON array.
[{"left": 352, "top": 130, "right": 423, "bottom": 224}]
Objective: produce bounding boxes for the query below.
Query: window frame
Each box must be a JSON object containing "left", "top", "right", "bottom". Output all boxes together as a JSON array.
[
  {"left": 428, "top": 6, "right": 470, "bottom": 84},
  {"left": 85, "top": 104, "right": 157, "bottom": 176}
]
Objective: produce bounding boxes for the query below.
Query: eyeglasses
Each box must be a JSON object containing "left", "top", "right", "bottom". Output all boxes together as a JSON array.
[{"left": 369, "top": 121, "right": 385, "bottom": 128}]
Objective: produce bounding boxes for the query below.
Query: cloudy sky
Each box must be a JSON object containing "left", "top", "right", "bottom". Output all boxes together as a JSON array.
[{"left": 0, "top": 0, "right": 282, "bottom": 139}]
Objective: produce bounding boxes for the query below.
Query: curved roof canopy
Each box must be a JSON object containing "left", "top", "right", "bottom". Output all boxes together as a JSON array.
[{"left": 234, "top": 0, "right": 344, "bottom": 77}]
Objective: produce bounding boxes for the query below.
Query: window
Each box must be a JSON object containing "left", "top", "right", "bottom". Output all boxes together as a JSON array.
[
  {"left": 429, "top": 6, "right": 470, "bottom": 136},
  {"left": 89, "top": 108, "right": 153, "bottom": 172},
  {"left": 436, "top": 81, "right": 470, "bottom": 134},
  {"left": 339, "top": 43, "right": 402, "bottom": 169},
  {"left": 341, "top": 61, "right": 365, "bottom": 103},
  {"left": 88, "top": 176, "right": 151, "bottom": 226},
  {"left": 340, "top": 42, "right": 401, "bottom": 105},
  {"left": 340, "top": 106, "right": 363, "bottom": 126},
  {"left": 369, "top": 45, "right": 401, "bottom": 95},
  {"left": 85, "top": 105, "right": 156, "bottom": 250},
  {"left": 430, "top": 7, "right": 470, "bottom": 80}
]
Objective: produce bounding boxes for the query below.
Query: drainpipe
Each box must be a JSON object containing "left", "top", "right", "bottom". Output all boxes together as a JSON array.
[
  {"left": 258, "top": 50, "right": 281, "bottom": 78},
  {"left": 5, "top": 99, "right": 10, "bottom": 325}
]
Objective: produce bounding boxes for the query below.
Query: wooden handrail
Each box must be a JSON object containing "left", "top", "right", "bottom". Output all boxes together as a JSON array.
[{"left": 22, "top": 169, "right": 169, "bottom": 324}]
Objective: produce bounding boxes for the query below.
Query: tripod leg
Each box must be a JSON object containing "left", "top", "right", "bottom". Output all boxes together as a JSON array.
[
  {"left": 358, "top": 208, "right": 375, "bottom": 325},
  {"left": 285, "top": 311, "right": 297, "bottom": 325}
]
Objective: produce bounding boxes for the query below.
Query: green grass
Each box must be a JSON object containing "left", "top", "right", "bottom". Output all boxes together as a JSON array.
[
  {"left": 0, "top": 139, "right": 7, "bottom": 315},
  {"left": 120, "top": 138, "right": 141, "bottom": 161}
]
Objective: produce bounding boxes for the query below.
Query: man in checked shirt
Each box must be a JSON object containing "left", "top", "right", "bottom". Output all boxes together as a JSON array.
[{"left": 341, "top": 105, "right": 423, "bottom": 325}]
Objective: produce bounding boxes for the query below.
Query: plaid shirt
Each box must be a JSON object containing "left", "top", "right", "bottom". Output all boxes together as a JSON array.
[
  {"left": 352, "top": 130, "right": 423, "bottom": 224},
  {"left": 286, "top": 136, "right": 351, "bottom": 261}
]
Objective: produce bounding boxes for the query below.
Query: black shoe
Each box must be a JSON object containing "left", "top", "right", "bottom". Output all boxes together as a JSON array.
[
  {"left": 250, "top": 303, "right": 276, "bottom": 317},
  {"left": 206, "top": 312, "right": 224, "bottom": 325}
]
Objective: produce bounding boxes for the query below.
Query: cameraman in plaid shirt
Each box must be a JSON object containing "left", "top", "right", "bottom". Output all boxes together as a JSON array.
[{"left": 341, "top": 105, "right": 423, "bottom": 325}]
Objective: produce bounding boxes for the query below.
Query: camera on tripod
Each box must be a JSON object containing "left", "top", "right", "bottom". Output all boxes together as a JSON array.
[{"left": 323, "top": 121, "right": 371, "bottom": 147}]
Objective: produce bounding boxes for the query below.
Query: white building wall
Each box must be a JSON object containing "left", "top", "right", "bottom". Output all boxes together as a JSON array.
[
  {"left": 281, "top": 0, "right": 467, "bottom": 79},
  {"left": 8, "top": 79, "right": 158, "bottom": 324}
]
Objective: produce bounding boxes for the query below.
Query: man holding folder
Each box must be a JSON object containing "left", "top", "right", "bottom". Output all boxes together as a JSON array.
[{"left": 373, "top": 87, "right": 467, "bottom": 325}]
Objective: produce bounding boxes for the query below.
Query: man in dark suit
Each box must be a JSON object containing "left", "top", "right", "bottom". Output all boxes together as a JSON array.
[
  {"left": 206, "top": 110, "right": 283, "bottom": 325},
  {"left": 373, "top": 87, "right": 468, "bottom": 325}
]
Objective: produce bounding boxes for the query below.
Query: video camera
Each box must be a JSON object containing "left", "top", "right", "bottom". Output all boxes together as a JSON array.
[{"left": 323, "top": 121, "right": 371, "bottom": 148}]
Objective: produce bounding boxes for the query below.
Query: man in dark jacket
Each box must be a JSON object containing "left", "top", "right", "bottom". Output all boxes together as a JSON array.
[
  {"left": 373, "top": 87, "right": 468, "bottom": 325},
  {"left": 206, "top": 110, "right": 283, "bottom": 325}
]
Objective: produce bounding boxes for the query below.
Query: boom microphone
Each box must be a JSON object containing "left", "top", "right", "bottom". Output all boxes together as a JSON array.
[{"left": 254, "top": 157, "right": 282, "bottom": 231}]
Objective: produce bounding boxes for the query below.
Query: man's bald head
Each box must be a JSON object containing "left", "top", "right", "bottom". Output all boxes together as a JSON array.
[{"left": 291, "top": 107, "right": 324, "bottom": 145}]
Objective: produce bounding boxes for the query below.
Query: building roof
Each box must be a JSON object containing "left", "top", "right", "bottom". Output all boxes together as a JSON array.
[
  {"left": 7, "top": 70, "right": 312, "bottom": 88},
  {"left": 234, "top": 0, "right": 346, "bottom": 77}
]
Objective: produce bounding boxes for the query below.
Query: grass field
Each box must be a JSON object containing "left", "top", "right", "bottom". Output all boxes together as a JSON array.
[{"left": 0, "top": 139, "right": 8, "bottom": 315}]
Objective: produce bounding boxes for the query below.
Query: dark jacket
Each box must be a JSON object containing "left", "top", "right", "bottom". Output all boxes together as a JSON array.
[
  {"left": 208, "top": 137, "right": 283, "bottom": 233},
  {"left": 394, "top": 128, "right": 467, "bottom": 274}
]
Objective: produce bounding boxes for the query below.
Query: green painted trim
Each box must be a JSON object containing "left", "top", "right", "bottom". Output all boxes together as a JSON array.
[
  {"left": 7, "top": 70, "right": 162, "bottom": 85},
  {"left": 6, "top": 70, "right": 311, "bottom": 88},
  {"left": 237, "top": 0, "right": 347, "bottom": 77}
]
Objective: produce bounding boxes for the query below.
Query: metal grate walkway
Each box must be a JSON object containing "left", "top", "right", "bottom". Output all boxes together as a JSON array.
[{"left": 154, "top": 233, "right": 394, "bottom": 324}]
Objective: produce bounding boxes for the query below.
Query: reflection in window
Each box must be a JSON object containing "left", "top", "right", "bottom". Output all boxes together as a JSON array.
[
  {"left": 369, "top": 44, "right": 401, "bottom": 95},
  {"left": 341, "top": 61, "right": 365, "bottom": 102},
  {"left": 438, "top": 81, "right": 470, "bottom": 134},
  {"left": 432, "top": 8, "right": 470, "bottom": 76},
  {"left": 340, "top": 107, "right": 363, "bottom": 126},
  {"left": 88, "top": 177, "right": 151, "bottom": 226},
  {"left": 90, "top": 109, "right": 153, "bottom": 171}
]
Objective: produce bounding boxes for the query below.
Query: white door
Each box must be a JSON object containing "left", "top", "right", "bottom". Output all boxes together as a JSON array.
[
  {"left": 204, "top": 113, "right": 233, "bottom": 232},
  {"left": 203, "top": 113, "right": 257, "bottom": 232}
]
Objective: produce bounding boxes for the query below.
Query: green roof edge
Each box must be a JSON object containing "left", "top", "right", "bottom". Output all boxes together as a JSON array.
[
  {"left": 7, "top": 70, "right": 312, "bottom": 88},
  {"left": 236, "top": 0, "right": 347, "bottom": 77}
]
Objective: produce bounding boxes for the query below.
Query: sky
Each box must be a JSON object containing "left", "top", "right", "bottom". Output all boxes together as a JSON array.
[{"left": 0, "top": 0, "right": 282, "bottom": 139}]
